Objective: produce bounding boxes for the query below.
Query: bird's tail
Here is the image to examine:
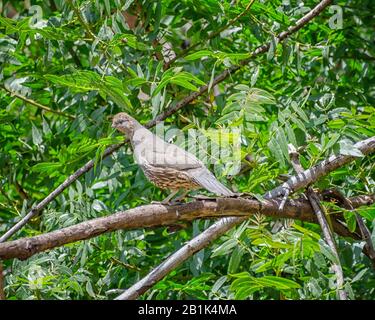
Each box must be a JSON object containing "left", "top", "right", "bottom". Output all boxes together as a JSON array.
[{"left": 190, "top": 169, "right": 235, "bottom": 196}]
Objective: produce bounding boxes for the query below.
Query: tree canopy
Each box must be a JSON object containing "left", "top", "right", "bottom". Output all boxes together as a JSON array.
[{"left": 0, "top": 0, "right": 374, "bottom": 300}]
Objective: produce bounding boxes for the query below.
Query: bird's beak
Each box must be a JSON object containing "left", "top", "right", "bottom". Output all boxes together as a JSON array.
[{"left": 111, "top": 123, "right": 116, "bottom": 129}]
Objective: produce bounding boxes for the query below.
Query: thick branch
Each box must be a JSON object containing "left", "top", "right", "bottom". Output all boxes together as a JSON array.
[
  {"left": 116, "top": 216, "right": 243, "bottom": 300},
  {"left": 0, "top": 195, "right": 372, "bottom": 261}
]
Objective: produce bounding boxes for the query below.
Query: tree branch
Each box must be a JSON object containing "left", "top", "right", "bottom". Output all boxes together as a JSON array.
[
  {"left": 322, "top": 189, "right": 375, "bottom": 264},
  {"left": 307, "top": 190, "right": 347, "bottom": 300},
  {"left": 1, "top": 85, "right": 76, "bottom": 120},
  {"left": 0, "top": 0, "right": 336, "bottom": 243},
  {"left": 265, "top": 136, "right": 375, "bottom": 199},
  {"left": 149, "top": 0, "right": 334, "bottom": 125},
  {"left": 116, "top": 134, "right": 375, "bottom": 300},
  {"left": 66, "top": 0, "right": 96, "bottom": 41},
  {"left": 0, "top": 194, "right": 372, "bottom": 261},
  {"left": 288, "top": 144, "right": 347, "bottom": 300},
  {"left": 0, "top": 143, "right": 124, "bottom": 243}
]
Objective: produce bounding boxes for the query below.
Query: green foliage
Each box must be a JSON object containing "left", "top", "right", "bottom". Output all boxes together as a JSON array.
[{"left": 0, "top": 0, "right": 374, "bottom": 300}]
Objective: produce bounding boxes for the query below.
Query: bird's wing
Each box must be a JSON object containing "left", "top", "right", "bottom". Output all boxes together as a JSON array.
[
  {"left": 132, "top": 128, "right": 202, "bottom": 170},
  {"left": 145, "top": 141, "right": 203, "bottom": 170},
  {"left": 188, "top": 168, "right": 235, "bottom": 196}
]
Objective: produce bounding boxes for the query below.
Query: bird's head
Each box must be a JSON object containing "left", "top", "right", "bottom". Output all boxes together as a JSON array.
[{"left": 111, "top": 112, "right": 140, "bottom": 136}]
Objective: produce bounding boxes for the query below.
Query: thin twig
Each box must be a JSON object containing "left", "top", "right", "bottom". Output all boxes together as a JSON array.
[
  {"left": 288, "top": 144, "right": 347, "bottom": 300},
  {"left": 91, "top": 242, "right": 141, "bottom": 271},
  {"left": 307, "top": 191, "right": 347, "bottom": 299},
  {"left": 66, "top": 0, "right": 96, "bottom": 40},
  {"left": 0, "top": 142, "right": 124, "bottom": 243},
  {"left": 1, "top": 85, "right": 76, "bottom": 120}
]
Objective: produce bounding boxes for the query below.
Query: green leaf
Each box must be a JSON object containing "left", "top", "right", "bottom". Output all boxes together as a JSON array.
[
  {"left": 290, "top": 101, "right": 309, "bottom": 123},
  {"left": 267, "top": 36, "right": 278, "bottom": 61},
  {"left": 343, "top": 211, "right": 357, "bottom": 233},
  {"left": 152, "top": 78, "right": 171, "bottom": 97},
  {"left": 268, "top": 135, "right": 286, "bottom": 168},
  {"left": 351, "top": 268, "right": 368, "bottom": 283},
  {"left": 293, "top": 223, "right": 321, "bottom": 240},
  {"left": 45, "top": 71, "right": 132, "bottom": 110},
  {"left": 339, "top": 140, "right": 364, "bottom": 157},
  {"left": 319, "top": 240, "right": 340, "bottom": 265},
  {"left": 211, "top": 276, "right": 227, "bottom": 293},
  {"left": 170, "top": 78, "right": 199, "bottom": 91},
  {"left": 228, "top": 247, "right": 244, "bottom": 274},
  {"left": 255, "top": 276, "right": 301, "bottom": 290},
  {"left": 86, "top": 281, "right": 96, "bottom": 298},
  {"left": 185, "top": 50, "right": 213, "bottom": 60},
  {"left": 323, "top": 133, "right": 340, "bottom": 153},
  {"left": 285, "top": 123, "right": 297, "bottom": 146},
  {"left": 31, "top": 123, "right": 42, "bottom": 145},
  {"left": 211, "top": 239, "right": 237, "bottom": 257},
  {"left": 124, "top": 78, "right": 147, "bottom": 87},
  {"left": 208, "top": 63, "right": 216, "bottom": 93},
  {"left": 152, "top": 70, "right": 204, "bottom": 96},
  {"left": 32, "top": 162, "right": 63, "bottom": 172},
  {"left": 276, "top": 128, "right": 289, "bottom": 161},
  {"left": 356, "top": 206, "right": 375, "bottom": 221}
]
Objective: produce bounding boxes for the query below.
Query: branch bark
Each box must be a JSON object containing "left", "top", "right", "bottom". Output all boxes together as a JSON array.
[
  {"left": 0, "top": 195, "right": 372, "bottom": 261},
  {"left": 116, "top": 134, "right": 375, "bottom": 300}
]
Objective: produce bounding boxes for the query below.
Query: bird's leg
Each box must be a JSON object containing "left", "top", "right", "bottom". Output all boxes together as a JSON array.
[
  {"left": 173, "top": 189, "right": 190, "bottom": 203},
  {"left": 151, "top": 190, "right": 179, "bottom": 205},
  {"left": 160, "top": 190, "right": 179, "bottom": 205}
]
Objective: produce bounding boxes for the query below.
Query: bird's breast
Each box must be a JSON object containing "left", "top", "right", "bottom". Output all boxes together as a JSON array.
[{"left": 140, "top": 163, "right": 200, "bottom": 190}]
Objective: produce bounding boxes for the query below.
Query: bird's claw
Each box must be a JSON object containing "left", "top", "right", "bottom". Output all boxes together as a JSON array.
[
  {"left": 151, "top": 200, "right": 184, "bottom": 206},
  {"left": 191, "top": 195, "right": 216, "bottom": 200},
  {"left": 151, "top": 200, "right": 163, "bottom": 205}
]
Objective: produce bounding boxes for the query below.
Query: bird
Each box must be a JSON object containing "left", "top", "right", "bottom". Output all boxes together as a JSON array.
[{"left": 111, "top": 112, "right": 235, "bottom": 204}]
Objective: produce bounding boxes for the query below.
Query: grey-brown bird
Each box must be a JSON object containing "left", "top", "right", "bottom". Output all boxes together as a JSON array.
[{"left": 112, "top": 112, "right": 234, "bottom": 203}]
